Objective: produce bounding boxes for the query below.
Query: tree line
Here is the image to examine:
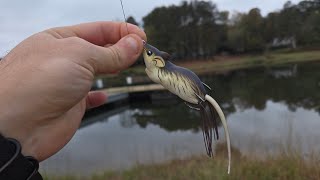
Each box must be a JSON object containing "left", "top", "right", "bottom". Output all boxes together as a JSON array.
[{"left": 128, "top": 0, "right": 320, "bottom": 60}]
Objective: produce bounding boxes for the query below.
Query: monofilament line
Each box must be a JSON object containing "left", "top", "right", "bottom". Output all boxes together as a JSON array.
[{"left": 119, "top": 0, "right": 129, "bottom": 34}]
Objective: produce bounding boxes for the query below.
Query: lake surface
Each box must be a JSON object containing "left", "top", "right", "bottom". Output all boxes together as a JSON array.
[{"left": 40, "top": 62, "right": 320, "bottom": 176}]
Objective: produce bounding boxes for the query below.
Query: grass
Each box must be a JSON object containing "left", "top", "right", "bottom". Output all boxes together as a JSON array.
[
  {"left": 44, "top": 144, "right": 320, "bottom": 180},
  {"left": 178, "top": 50, "right": 320, "bottom": 74}
]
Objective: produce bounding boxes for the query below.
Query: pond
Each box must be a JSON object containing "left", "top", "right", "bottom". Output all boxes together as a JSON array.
[{"left": 40, "top": 62, "right": 320, "bottom": 176}]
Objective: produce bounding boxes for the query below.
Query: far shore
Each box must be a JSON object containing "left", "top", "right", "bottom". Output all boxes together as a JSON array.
[
  {"left": 178, "top": 50, "right": 320, "bottom": 74},
  {"left": 96, "top": 49, "right": 320, "bottom": 85}
]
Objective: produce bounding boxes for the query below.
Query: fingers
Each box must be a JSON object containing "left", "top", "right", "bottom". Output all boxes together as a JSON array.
[
  {"left": 46, "top": 21, "right": 146, "bottom": 74},
  {"left": 91, "top": 33, "right": 144, "bottom": 74},
  {"left": 86, "top": 91, "right": 107, "bottom": 109},
  {"left": 48, "top": 21, "right": 147, "bottom": 46}
]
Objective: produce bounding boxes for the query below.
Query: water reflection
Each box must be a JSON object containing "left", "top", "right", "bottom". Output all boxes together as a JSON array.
[
  {"left": 229, "top": 100, "right": 320, "bottom": 156},
  {"left": 208, "top": 62, "right": 320, "bottom": 114},
  {"left": 132, "top": 101, "right": 201, "bottom": 132},
  {"left": 40, "top": 62, "right": 320, "bottom": 175},
  {"left": 40, "top": 108, "right": 205, "bottom": 175}
]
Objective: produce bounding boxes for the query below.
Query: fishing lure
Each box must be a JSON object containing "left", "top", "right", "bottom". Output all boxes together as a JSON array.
[
  {"left": 142, "top": 42, "right": 231, "bottom": 174},
  {"left": 118, "top": 0, "right": 231, "bottom": 174}
]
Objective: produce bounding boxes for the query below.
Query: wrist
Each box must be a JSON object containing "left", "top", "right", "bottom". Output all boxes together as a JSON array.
[
  {"left": 0, "top": 109, "right": 38, "bottom": 161},
  {"left": 0, "top": 134, "right": 42, "bottom": 179}
]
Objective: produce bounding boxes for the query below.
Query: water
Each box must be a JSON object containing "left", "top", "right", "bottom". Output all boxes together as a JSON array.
[{"left": 40, "top": 62, "right": 320, "bottom": 176}]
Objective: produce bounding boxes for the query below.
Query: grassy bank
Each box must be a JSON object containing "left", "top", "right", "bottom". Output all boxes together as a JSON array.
[
  {"left": 44, "top": 144, "right": 320, "bottom": 180},
  {"left": 126, "top": 50, "right": 320, "bottom": 75},
  {"left": 96, "top": 50, "right": 320, "bottom": 87},
  {"left": 181, "top": 50, "right": 320, "bottom": 74}
]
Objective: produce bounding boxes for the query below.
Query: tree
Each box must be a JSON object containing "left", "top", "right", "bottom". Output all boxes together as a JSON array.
[
  {"left": 227, "top": 12, "right": 246, "bottom": 53},
  {"left": 243, "top": 8, "right": 265, "bottom": 52},
  {"left": 127, "top": 16, "right": 139, "bottom": 26},
  {"left": 227, "top": 8, "right": 265, "bottom": 53},
  {"left": 264, "top": 12, "right": 280, "bottom": 44},
  {"left": 301, "top": 10, "right": 320, "bottom": 45},
  {"left": 143, "top": 0, "right": 223, "bottom": 59}
]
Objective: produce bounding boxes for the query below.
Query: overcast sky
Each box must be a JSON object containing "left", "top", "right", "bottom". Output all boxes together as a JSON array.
[{"left": 1, "top": 0, "right": 302, "bottom": 56}]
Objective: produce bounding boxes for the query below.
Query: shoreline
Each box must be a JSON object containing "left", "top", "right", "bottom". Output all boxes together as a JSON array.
[
  {"left": 95, "top": 50, "right": 320, "bottom": 87},
  {"left": 101, "top": 50, "right": 320, "bottom": 78},
  {"left": 164, "top": 50, "right": 320, "bottom": 74},
  {"left": 44, "top": 143, "right": 320, "bottom": 180}
]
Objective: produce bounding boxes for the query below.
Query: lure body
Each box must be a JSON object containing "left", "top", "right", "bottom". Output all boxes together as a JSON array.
[
  {"left": 143, "top": 42, "right": 231, "bottom": 174},
  {"left": 147, "top": 61, "right": 205, "bottom": 104}
]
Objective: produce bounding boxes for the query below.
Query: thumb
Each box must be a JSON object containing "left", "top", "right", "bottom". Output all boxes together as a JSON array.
[{"left": 93, "top": 34, "right": 144, "bottom": 74}]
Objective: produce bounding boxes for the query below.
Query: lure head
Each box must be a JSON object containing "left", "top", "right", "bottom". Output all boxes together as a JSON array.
[{"left": 142, "top": 41, "right": 170, "bottom": 70}]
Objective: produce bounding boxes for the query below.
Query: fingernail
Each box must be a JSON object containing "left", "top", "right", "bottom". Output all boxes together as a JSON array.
[{"left": 125, "top": 36, "right": 139, "bottom": 54}]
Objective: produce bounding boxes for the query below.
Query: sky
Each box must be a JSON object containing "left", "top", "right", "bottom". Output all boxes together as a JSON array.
[{"left": 0, "top": 0, "right": 302, "bottom": 56}]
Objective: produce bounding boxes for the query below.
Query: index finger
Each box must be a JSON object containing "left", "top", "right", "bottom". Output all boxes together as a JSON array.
[{"left": 48, "top": 21, "right": 147, "bottom": 46}]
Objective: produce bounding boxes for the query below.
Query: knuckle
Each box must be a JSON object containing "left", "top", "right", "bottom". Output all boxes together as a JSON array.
[
  {"left": 44, "top": 28, "right": 63, "bottom": 39},
  {"left": 65, "top": 37, "right": 82, "bottom": 45}
]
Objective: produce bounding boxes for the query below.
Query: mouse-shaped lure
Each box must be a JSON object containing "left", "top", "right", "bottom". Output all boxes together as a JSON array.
[{"left": 142, "top": 41, "right": 231, "bottom": 174}]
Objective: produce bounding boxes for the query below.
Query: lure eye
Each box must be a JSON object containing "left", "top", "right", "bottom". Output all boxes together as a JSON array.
[{"left": 147, "top": 50, "right": 153, "bottom": 56}]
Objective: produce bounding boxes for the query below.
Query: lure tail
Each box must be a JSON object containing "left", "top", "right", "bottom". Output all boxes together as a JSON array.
[
  {"left": 199, "top": 100, "right": 219, "bottom": 157},
  {"left": 199, "top": 95, "right": 231, "bottom": 174}
]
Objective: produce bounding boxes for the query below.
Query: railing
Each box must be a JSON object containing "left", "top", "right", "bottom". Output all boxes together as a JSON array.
[{"left": 101, "top": 84, "right": 165, "bottom": 95}]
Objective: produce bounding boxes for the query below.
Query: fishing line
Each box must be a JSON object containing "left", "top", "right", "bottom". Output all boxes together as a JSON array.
[{"left": 119, "top": 0, "right": 129, "bottom": 34}]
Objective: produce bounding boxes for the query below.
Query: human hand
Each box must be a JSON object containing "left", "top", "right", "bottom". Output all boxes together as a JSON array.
[{"left": 0, "top": 21, "right": 146, "bottom": 161}]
